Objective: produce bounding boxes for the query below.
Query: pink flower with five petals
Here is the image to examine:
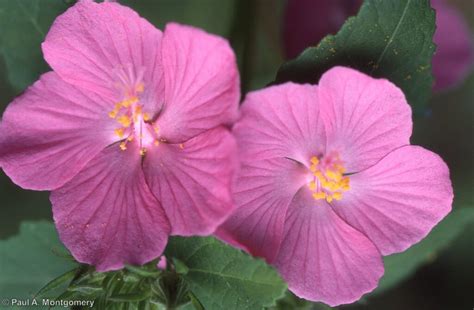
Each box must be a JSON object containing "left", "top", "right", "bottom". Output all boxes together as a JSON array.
[
  {"left": 0, "top": 0, "right": 239, "bottom": 271},
  {"left": 218, "top": 66, "right": 453, "bottom": 306}
]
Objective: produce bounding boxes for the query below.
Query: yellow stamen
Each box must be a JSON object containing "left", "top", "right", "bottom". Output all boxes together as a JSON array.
[
  {"left": 119, "top": 142, "right": 127, "bottom": 151},
  {"left": 117, "top": 115, "right": 131, "bottom": 128},
  {"left": 154, "top": 140, "right": 160, "bottom": 146},
  {"left": 335, "top": 164, "right": 346, "bottom": 173},
  {"left": 108, "top": 110, "right": 118, "bottom": 119},
  {"left": 121, "top": 96, "right": 138, "bottom": 108},
  {"left": 308, "top": 153, "right": 350, "bottom": 202},
  {"left": 143, "top": 113, "right": 151, "bottom": 121},
  {"left": 312, "top": 192, "right": 326, "bottom": 200},
  {"left": 139, "top": 148, "right": 147, "bottom": 156},
  {"left": 114, "top": 128, "right": 125, "bottom": 138},
  {"left": 326, "top": 170, "right": 342, "bottom": 182},
  {"left": 333, "top": 192, "right": 343, "bottom": 200},
  {"left": 135, "top": 105, "right": 142, "bottom": 114},
  {"left": 136, "top": 83, "right": 144, "bottom": 93},
  {"left": 314, "top": 171, "right": 324, "bottom": 179}
]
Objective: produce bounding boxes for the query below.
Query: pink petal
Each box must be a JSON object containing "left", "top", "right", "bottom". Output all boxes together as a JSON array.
[
  {"left": 234, "top": 83, "right": 325, "bottom": 163},
  {"left": 0, "top": 72, "right": 117, "bottom": 190},
  {"left": 319, "top": 66, "right": 412, "bottom": 172},
  {"left": 155, "top": 23, "right": 239, "bottom": 142},
  {"left": 274, "top": 190, "right": 383, "bottom": 306},
  {"left": 42, "top": 0, "right": 164, "bottom": 107},
  {"left": 157, "top": 256, "right": 167, "bottom": 270},
  {"left": 330, "top": 146, "right": 453, "bottom": 255},
  {"left": 432, "top": 0, "right": 473, "bottom": 91},
  {"left": 219, "top": 82, "right": 325, "bottom": 261},
  {"left": 51, "top": 141, "right": 171, "bottom": 272},
  {"left": 143, "top": 127, "right": 237, "bottom": 236},
  {"left": 218, "top": 157, "right": 308, "bottom": 262}
]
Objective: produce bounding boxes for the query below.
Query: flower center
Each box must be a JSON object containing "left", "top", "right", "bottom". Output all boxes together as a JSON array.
[
  {"left": 307, "top": 152, "right": 350, "bottom": 202},
  {"left": 108, "top": 67, "right": 161, "bottom": 156}
]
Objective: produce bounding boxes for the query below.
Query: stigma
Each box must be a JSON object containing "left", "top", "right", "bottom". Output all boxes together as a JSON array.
[{"left": 307, "top": 152, "right": 350, "bottom": 203}]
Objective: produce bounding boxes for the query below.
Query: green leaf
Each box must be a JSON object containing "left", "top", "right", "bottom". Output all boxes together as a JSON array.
[
  {"left": 165, "top": 236, "right": 287, "bottom": 310},
  {"left": 0, "top": 0, "right": 71, "bottom": 91},
  {"left": 275, "top": 0, "right": 436, "bottom": 112},
  {"left": 172, "top": 258, "right": 189, "bottom": 275},
  {"left": 125, "top": 265, "right": 161, "bottom": 278},
  {"left": 0, "top": 221, "right": 77, "bottom": 299},
  {"left": 373, "top": 208, "right": 474, "bottom": 294},
  {"left": 109, "top": 291, "right": 151, "bottom": 303},
  {"left": 187, "top": 292, "right": 205, "bottom": 310},
  {"left": 35, "top": 268, "right": 79, "bottom": 298},
  {"left": 67, "top": 283, "right": 103, "bottom": 295}
]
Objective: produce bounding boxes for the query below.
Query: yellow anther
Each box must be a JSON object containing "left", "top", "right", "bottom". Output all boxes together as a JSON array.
[
  {"left": 135, "top": 105, "right": 142, "bottom": 114},
  {"left": 114, "top": 128, "right": 125, "bottom": 138},
  {"left": 127, "top": 136, "right": 134, "bottom": 141},
  {"left": 308, "top": 154, "right": 350, "bottom": 202},
  {"left": 324, "top": 182, "right": 339, "bottom": 191},
  {"left": 314, "top": 171, "right": 324, "bottom": 180},
  {"left": 321, "top": 179, "right": 329, "bottom": 188},
  {"left": 139, "top": 148, "right": 147, "bottom": 156},
  {"left": 122, "top": 96, "right": 138, "bottom": 108},
  {"left": 326, "top": 170, "right": 342, "bottom": 182},
  {"left": 108, "top": 110, "right": 118, "bottom": 119},
  {"left": 154, "top": 126, "right": 160, "bottom": 134},
  {"left": 119, "top": 142, "right": 127, "bottom": 151},
  {"left": 341, "top": 177, "right": 350, "bottom": 190},
  {"left": 115, "top": 102, "right": 123, "bottom": 110},
  {"left": 136, "top": 83, "right": 144, "bottom": 93},
  {"left": 117, "top": 115, "right": 132, "bottom": 127},
  {"left": 121, "top": 99, "right": 130, "bottom": 108},
  {"left": 312, "top": 192, "right": 326, "bottom": 200},
  {"left": 335, "top": 164, "right": 346, "bottom": 173},
  {"left": 143, "top": 113, "right": 151, "bottom": 121},
  {"left": 154, "top": 140, "right": 160, "bottom": 146}
]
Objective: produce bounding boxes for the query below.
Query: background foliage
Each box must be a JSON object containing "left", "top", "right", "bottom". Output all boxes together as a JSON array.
[{"left": 0, "top": 0, "right": 472, "bottom": 309}]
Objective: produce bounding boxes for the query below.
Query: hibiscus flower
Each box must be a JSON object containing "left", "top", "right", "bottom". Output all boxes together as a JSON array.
[
  {"left": 0, "top": 0, "right": 239, "bottom": 271},
  {"left": 218, "top": 66, "right": 453, "bottom": 306}
]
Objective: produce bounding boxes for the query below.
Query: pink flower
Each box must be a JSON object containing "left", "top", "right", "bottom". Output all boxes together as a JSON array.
[
  {"left": 283, "top": 0, "right": 473, "bottom": 91},
  {"left": 431, "top": 0, "right": 473, "bottom": 91},
  {"left": 0, "top": 0, "right": 239, "bottom": 271},
  {"left": 218, "top": 66, "right": 453, "bottom": 306},
  {"left": 157, "top": 256, "right": 167, "bottom": 270}
]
